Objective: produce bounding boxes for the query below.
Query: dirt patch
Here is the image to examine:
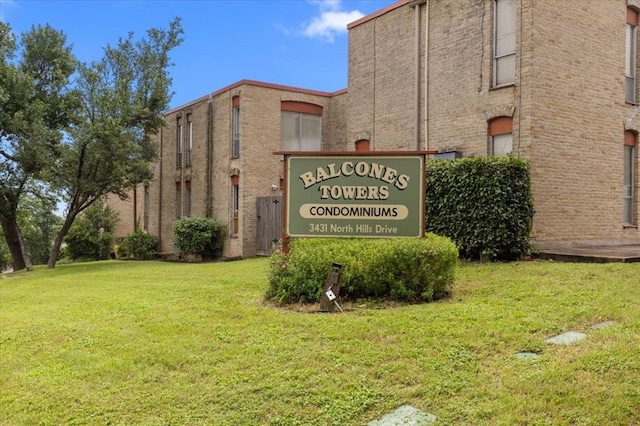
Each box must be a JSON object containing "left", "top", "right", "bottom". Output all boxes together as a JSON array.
[{"left": 0, "top": 273, "right": 25, "bottom": 280}]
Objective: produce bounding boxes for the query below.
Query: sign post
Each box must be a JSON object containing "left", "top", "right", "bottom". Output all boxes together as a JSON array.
[{"left": 320, "top": 262, "right": 343, "bottom": 313}]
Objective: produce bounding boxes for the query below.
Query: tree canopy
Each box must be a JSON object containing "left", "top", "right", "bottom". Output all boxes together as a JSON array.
[
  {"left": 0, "top": 22, "right": 77, "bottom": 270},
  {"left": 0, "top": 18, "right": 184, "bottom": 269}
]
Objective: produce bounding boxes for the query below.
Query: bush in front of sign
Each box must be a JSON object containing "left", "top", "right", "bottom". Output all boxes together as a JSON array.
[{"left": 265, "top": 234, "right": 458, "bottom": 305}]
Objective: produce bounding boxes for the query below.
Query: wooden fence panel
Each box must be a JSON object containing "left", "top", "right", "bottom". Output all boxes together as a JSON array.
[{"left": 256, "top": 196, "right": 282, "bottom": 256}]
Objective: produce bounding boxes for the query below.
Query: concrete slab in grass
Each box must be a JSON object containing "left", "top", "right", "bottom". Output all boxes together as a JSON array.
[
  {"left": 367, "top": 405, "right": 436, "bottom": 426},
  {"left": 515, "top": 351, "right": 540, "bottom": 359},
  {"left": 591, "top": 320, "right": 616, "bottom": 331},
  {"left": 546, "top": 331, "right": 586, "bottom": 345}
]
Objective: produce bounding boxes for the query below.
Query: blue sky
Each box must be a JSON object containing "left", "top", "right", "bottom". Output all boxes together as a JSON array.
[{"left": 1, "top": 0, "right": 396, "bottom": 109}]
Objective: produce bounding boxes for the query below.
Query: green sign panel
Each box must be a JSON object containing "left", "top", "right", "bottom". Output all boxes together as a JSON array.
[{"left": 286, "top": 155, "right": 425, "bottom": 238}]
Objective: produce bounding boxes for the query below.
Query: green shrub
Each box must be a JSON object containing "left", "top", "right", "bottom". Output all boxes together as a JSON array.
[
  {"left": 114, "top": 241, "right": 127, "bottom": 259},
  {"left": 63, "top": 201, "right": 118, "bottom": 261},
  {"left": 17, "top": 194, "right": 63, "bottom": 265},
  {"left": 266, "top": 234, "right": 458, "bottom": 305},
  {"left": 426, "top": 157, "right": 534, "bottom": 261},
  {"left": 0, "top": 238, "right": 8, "bottom": 272},
  {"left": 172, "top": 216, "right": 226, "bottom": 259},
  {"left": 118, "top": 230, "right": 158, "bottom": 260},
  {"left": 64, "top": 220, "right": 114, "bottom": 261}
]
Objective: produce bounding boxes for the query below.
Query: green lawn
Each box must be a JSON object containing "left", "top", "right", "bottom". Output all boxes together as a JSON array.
[{"left": 1, "top": 258, "right": 639, "bottom": 425}]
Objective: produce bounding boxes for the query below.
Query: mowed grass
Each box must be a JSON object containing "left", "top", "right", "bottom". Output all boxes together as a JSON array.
[{"left": 1, "top": 258, "right": 639, "bottom": 425}]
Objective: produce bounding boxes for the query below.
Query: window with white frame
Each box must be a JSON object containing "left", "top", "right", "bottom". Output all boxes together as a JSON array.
[
  {"left": 231, "top": 176, "right": 239, "bottom": 235},
  {"left": 143, "top": 184, "right": 149, "bottom": 231},
  {"left": 281, "top": 112, "right": 321, "bottom": 151},
  {"left": 185, "top": 180, "right": 192, "bottom": 217},
  {"left": 232, "top": 96, "right": 240, "bottom": 158},
  {"left": 186, "top": 113, "right": 192, "bottom": 166},
  {"left": 626, "top": 8, "right": 638, "bottom": 103},
  {"left": 493, "top": 0, "right": 516, "bottom": 87},
  {"left": 175, "top": 182, "right": 182, "bottom": 219},
  {"left": 624, "top": 131, "right": 637, "bottom": 225},
  {"left": 281, "top": 101, "right": 322, "bottom": 151},
  {"left": 491, "top": 134, "right": 513, "bottom": 156},
  {"left": 176, "top": 116, "right": 183, "bottom": 168},
  {"left": 488, "top": 116, "right": 513, "bottom": 156}
]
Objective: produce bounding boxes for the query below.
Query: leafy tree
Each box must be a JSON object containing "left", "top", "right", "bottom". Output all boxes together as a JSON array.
[
  {"left": 63, "top": 201, "right": 117, "bottom": 261},
  {"left": 17, "top": 190, "right": 63, "bottom": 265},
  {"left": 47, "top": 18, "right": 183, "bottom": 268},
  {"left": 0, "top": 185, "right": 63, "bottom": 267},
  {"left": 0, "top": 22, "right": 78, "bottom": 271},
  {"left": 0, "top": 231, "right": 8, "bottom": 272}
]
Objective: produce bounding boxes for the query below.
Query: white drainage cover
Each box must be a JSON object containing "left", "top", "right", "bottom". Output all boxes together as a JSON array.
[
  {"left": 546, "top": 331, "right": 587, "bottom": 345},
  {"left": 367, "top": 405, "right": 436, "bottom": 426}
]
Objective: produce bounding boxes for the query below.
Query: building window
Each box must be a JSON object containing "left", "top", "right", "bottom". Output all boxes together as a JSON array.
[
  {"left": 186, "top": 113, "right": 192, "bottom": 166},
  {"left": 143, "top": 184, "right": 149, "bottom": 231},
  {"left": 488, "top": 116, "right": 513, "bottom": 156},
  {"left": 624, "top": 131, "right": 637, "bottom": 225},
  {"left": 185, "top": 180, "right": 192, "bottom": 217},
  {"left": 175, "top": 182, "right": 182, "bottom": 219},
  {"left": 176, "top": 116, "right": 183, "bottom": 168},
  {"left": 281, "top": 101, "right": 322, "bottom": 151},
  {"left": 627, "top": 8, "right": 638, "bottom": 103},
  {"left": 493, "top": 0, "right": 516, "bottom": 87},
  {"left": 231, "top": 176, "right": 239, "bottom": 235},
  {"left": 232, "top": 96, "right": 240, "bottom": 158}
]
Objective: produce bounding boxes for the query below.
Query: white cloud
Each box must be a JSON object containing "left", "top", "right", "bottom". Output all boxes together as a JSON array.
[
  {"left": 310, "top": 0, "right": 342, "bottom": 12},
  {"left": 302, "top": 0, "right": 364, "bottom": 42}
]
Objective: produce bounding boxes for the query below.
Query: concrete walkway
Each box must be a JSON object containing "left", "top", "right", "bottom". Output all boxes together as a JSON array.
[{"left": 538, "top": 245, "right": 640, "bottom": 263}]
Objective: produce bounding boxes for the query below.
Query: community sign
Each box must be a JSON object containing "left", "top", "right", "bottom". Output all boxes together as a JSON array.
[{"left": 285, "top": 154, "right": 425, "bottom": 238}]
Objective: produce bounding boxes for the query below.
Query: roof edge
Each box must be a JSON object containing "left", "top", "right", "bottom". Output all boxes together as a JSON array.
[
  {"left": 347, "top": 0, "right": 414, "bottom": 30},
  {"left": 165, "top": 80, "right": 347, "bottom": 115}
]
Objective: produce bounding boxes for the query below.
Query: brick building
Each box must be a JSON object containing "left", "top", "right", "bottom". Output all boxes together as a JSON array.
[
  {"left": 111, "top": 0, "right": 639, "bottom": 257},
  {"left": 345, "top": 0, "right": 638, "bottom": 249},
  {"left": 109, "top": 80, "right": 348, "bottom": 257}
]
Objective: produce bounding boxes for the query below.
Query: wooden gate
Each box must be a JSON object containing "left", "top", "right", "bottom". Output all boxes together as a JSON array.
[{"left": 256, "top": 196, "right": 282, "bottom": 256}]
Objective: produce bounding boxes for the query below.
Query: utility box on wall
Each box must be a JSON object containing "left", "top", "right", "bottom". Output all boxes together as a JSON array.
[{"left": 433, "top": 150, "right": 462, "bottom": 160}]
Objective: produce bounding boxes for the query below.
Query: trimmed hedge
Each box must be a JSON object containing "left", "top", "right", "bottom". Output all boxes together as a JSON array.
[
  {"left": 426, "top": 157, "right": 533, "bottom": 261},
  {"left": 172, "top": 216, "right": 226, "bottom": 260},
  {"left": 266, "top": 234, "right": 458, "bottom": 305}
]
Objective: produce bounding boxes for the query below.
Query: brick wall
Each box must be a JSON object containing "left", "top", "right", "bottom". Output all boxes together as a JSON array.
[
  {"left": 111, "top": 81, "right": 339, "bottom": 258},
  {"left": 347, "top": 0, "right": 639, "bottom": 247},
  {"left": 107, "top": 192, "right": 135, "bottom": 240},
  {"left": 110, "top": 0, "right": 639, "bottom": 252}
]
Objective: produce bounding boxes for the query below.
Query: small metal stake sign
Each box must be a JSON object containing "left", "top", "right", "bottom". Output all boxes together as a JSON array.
[{"left": 320, "top": 262, "right": 343, "bottom": 313}]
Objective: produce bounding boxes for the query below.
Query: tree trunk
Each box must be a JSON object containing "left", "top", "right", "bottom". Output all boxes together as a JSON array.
[
  {"left": 0, "top": 215, "right": 32, "bottom": 271},
  {"left": 47, "top": 210, "right": 77, "bottom": 269}
]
